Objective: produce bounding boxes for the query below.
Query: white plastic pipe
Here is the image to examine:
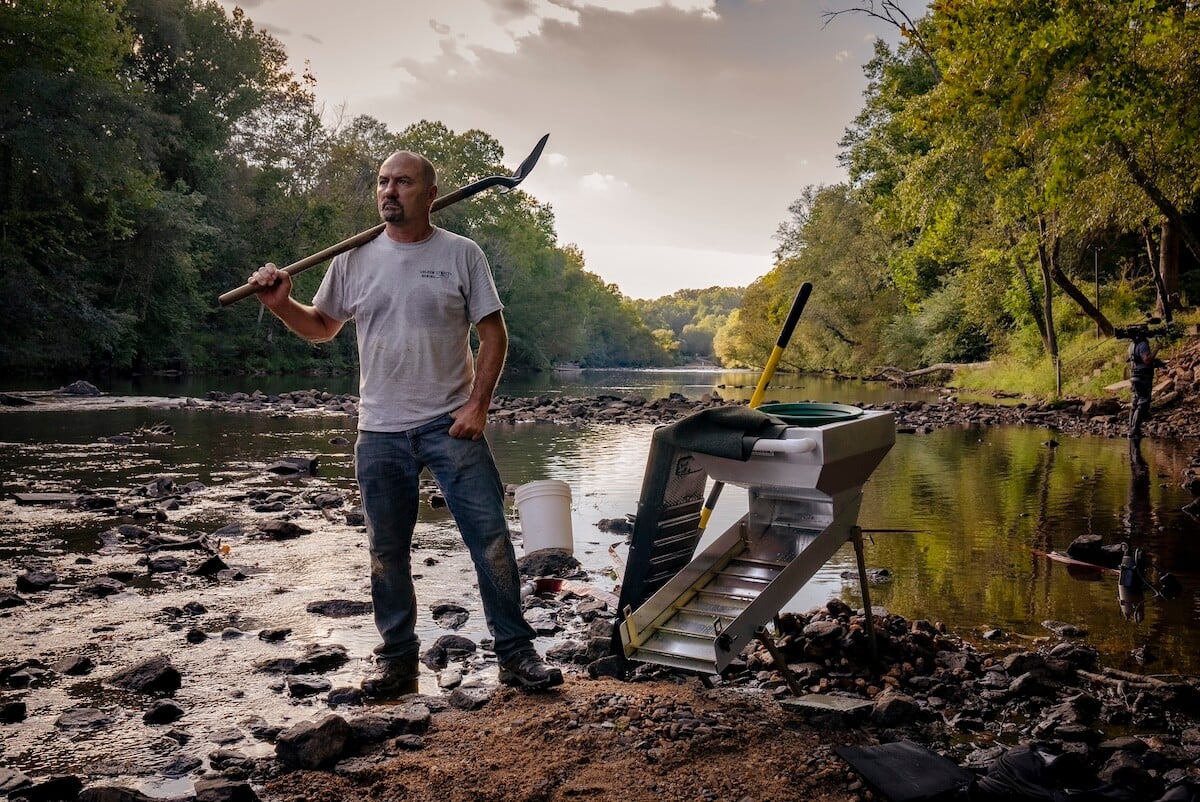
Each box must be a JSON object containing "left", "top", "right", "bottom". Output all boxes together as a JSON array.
[{"left": 750, "top": 438, "right": 817, "bottom": 455}]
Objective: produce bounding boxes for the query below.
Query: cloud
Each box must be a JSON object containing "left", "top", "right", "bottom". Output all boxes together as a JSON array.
[
  {"left": 580, "top": 172, "right": 629, "bottom": 192},
  {"left": 216, "top": 0, "right": 922, "bottom": 296},
  {"left": 385, "top": 2, "right": 877, "bottom": 252}
]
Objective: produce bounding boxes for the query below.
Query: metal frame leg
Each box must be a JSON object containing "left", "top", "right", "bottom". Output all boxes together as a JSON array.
[
  {"left": 756, "top": 626, "right": 805, "bottom": 697},
  {"left": 850, "top": 526, "right": 879, "bottom": 668}
]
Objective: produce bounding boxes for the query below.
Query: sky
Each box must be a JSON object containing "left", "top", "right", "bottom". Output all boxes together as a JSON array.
[{"left": 216, "top": 0, "right": 925, "bottom": 299}]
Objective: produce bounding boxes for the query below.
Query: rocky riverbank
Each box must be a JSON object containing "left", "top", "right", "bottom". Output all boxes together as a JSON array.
[
  {"left": 4, "top": 458, "right": 1200, "bottom": 802},
  {"left": 3, "top": 373, "right": 1200, "bottom": 801}
]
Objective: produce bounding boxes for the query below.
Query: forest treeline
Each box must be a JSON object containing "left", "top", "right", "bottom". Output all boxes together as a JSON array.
[
  {"left": 0, "top": 0, "right": 671, "bottom": 376},
  {"left": 631, "top": 287, "right": 744, "bottom": 364},
  {"left": 3, "top": 1, "right": 1198, "bottom": 386},
  {"left": 715, "top": 1, "right": 1200, "bottom": 393}
]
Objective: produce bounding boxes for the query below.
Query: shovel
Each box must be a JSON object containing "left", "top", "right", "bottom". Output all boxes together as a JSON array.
[
  {"left": 697, "top": 281, "right": 813, "bottom": 531},
  {"left": 217, "top": 133, "right": 550, "bottom": 307}
]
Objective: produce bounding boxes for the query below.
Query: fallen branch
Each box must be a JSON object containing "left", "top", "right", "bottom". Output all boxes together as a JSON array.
[
  {"left": 869, "top": 362, "right": 992, "bottom": 385},
  {"left": 1077, "top": 669, "right": 1148, "bottom": 689},
  {"left": 1077, "top": 667, "right": 1167, "bottom": 689},
  {"left": 144, "top": 536, "right": 218, "bottom": 554},
  {"left": 1102, "top": 666, "right": 1169, "bottom": 686}
]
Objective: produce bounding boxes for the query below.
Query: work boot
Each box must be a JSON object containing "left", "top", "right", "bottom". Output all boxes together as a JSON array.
[
  {"left": 498, "top": 651, "right": 563, "bottom": 690},
  {"left": 361, "top": 656, "right": 420, "bottom": 698}
]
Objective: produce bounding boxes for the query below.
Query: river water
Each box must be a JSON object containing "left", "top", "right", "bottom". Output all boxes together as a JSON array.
[{"left": 1, "top": 369, "right": 1199, "bottom": 787}]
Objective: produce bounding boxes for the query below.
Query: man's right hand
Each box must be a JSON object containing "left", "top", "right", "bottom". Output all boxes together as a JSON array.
[{"left": 248, "top": 263, "right": 293, "bottom": 309}]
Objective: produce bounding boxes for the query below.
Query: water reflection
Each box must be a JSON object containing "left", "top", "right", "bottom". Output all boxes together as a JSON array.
[
  {"left": 1117, "top": 441, "right": 1153, "bottom": 624},
  {"left": 857, "top": 427, "right": 1199, "bottom": 673}
]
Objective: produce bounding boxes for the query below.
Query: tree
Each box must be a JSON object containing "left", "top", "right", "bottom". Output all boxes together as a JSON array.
[
  {"left": 927, "top": 1, "right": 1200, "bottom": 318},
  {"left": 822, "top": 0, "right": 1198, "bottom": 392},
  {"left": 0, "top": 0, "right": 156, "bottom": 369},
  {"left": 630, "top": 286, "right": 742, "bottom": 364}
]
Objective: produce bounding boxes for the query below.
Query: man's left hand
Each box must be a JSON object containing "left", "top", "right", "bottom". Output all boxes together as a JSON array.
[{"left": 449, "top": 402, "right": 488, "bottom": 440}]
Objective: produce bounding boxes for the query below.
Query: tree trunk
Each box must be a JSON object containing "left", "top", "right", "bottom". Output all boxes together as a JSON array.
[
  {"left": 1015, "top": 259, "right": 1050, "bottom": 350},
  {"left": 1160, "top": 219, "right": 1180, "bottom": 317},
  {"left": 1116, "top": 141, "right": 1200, "bottom": 264},
  {"left": 1050, "top": 247, "right": 1114, "bottom": 336},
  {"left": 1141, "top": 222, "right": 1173, "bottom": 323},
  {"left": 1037, "top": 216, "right": 1061, "bottom": 397}
]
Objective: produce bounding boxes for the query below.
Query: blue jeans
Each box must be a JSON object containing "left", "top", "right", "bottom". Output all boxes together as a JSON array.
[{"left": 355, "top": 416, "right": 536, "bottom": 662}]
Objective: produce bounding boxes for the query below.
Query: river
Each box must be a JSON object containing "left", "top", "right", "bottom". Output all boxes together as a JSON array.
[
  {"left": 1, "top": 369, "right": 1199, "bottom": 788},
  {"left": 3, "top": 369, "right": 1197, "bottom": 672}
]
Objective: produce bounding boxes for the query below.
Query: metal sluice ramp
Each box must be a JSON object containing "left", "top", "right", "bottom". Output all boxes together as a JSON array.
[{"left": 615, "top": 405, "right": 895, "bottom": 676}]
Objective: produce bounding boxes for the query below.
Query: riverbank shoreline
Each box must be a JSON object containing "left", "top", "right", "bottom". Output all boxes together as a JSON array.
[{"left": 6, "top": 365, "right": 1200, "bottom": 442}]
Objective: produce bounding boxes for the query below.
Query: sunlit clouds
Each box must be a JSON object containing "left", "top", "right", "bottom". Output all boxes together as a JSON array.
[{"left": 216, "top": 0, "right": 922, "bottom": 298}]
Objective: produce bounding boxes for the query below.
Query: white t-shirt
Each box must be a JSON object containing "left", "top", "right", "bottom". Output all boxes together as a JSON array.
[{"left": 312, "top": 227, "right": 503, "bottom": 431}]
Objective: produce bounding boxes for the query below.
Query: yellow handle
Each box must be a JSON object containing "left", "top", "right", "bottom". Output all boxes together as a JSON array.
[
  {"left": 748, "top": 345, "right": 785, "bottom": 409},
  {"left": 698, "top": 282, "right": 812, "bottom": 532}
]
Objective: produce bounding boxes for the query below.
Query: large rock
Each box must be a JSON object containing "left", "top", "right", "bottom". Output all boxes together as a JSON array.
[
  {"left": 265, "top": 456, "right": 318, "bottom": 476},
  {"left": 0, "top": 592, "right": 26, "bottom": 609},
  {"left": 871, "top": 690, "right": 919, "bottom": 726},
  {"left": 52, "top": 656, "right": 95, "bottom": 676},
  {"left": 57, "top": 380, "right": 101, "bottom": 396},
  {"left": 55, "top": 707, "right": 111, "bottom": 729},
  {"left": 2, "top": 701, "right": 27, "bottom": 723},
  {"left": 517, "top": 549, "right": 582, "bottom": 578},
  {"left": 16, "top": 570, "right": 57, "bottom": 593},
  {"left": 193, "top": 777, "right": 259, "bottom": 802},
  {"left": 293, "top": 643, "right": 349, "bottom": 673},
  {"left": 0, "top": 768, "right": 31, "bottom": 796},
  {"left": 79, "top": 577, "right": 126, "bottom": 597},
  {"left": 448, "top": 685, "right": 492, "bottom": 711},
  {"left": 108, "top": 656, "right": 181, "bottom": 694},
  {"left": 258, "top": 520, "right": 311, "bottom": 540},
  {"left": 8, "top": 775, "right": 84, "bottom": 801},
  {"left": 143, "top": 699, "right": 184, "bottom": 724},
  {"left": 285, "top": 674, "right": 331, "bottom": 698},
  {"left": 0, "top": 393, "right": 35, "bottom": 407},
  {"left": 1064, "top": 535, "right": 1124, "bottom": 568},
  {"left": 148, "top": 556, "right": 187, "bottom": 573},
  {"left": 346, "top": 702, "right": 431, "bottom": 744},
  {"left": 421, "top": 634, "right": 478, "bottom": 669},
  {"left": 305, "top": 599, "right": 371, "bottom": 617},
  {"left": 275, "top": 714, "right": 352, "bottom": 770}
]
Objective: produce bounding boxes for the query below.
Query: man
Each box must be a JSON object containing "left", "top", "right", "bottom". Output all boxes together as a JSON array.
[
  {"left": 247, "top": 150, "right": 562, "bottom": 695},
  {"left": 1128, "top": 331, "right": 1160, "bottom": 439}
]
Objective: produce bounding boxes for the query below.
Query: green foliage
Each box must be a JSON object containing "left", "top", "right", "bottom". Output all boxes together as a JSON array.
[
  {"left": 630, "top": 286, "right": 743, "bottom": 363},
  {"left": 913, "top": 280, "right": 991, "bottom": 365},
  {"left": 1, "top": 0, "right": 160, "bottom": 370},
  {"left": 7, "top": 0, "right": 1197, "bottom": 391},
  {"left": 736, "top": 0, "right": 1200, "bottom": 389},
  {"left": 717, "top": 184, "right": 906, "bottom": 372},
  {"left": 0, "top": 1, "right": 667, "bottom": 376}
]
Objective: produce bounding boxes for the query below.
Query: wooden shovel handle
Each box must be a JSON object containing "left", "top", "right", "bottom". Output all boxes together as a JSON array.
[{"left": 217, "top": 224, "right": 386, "bottom": 307}]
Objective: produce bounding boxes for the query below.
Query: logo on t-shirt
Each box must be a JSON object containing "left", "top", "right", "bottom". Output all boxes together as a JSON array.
[{"left": 420, "top": 270, "right": 452, "bottom": 280}]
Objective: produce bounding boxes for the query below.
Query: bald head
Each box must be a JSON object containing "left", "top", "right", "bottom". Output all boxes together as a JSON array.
[{"left": 381, "top": 150, "right": 436, "bottom": 188}]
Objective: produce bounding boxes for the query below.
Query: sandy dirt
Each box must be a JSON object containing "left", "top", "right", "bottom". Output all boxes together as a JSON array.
[{"left": 262, "top": 676, "right": 867, "bottom": 802}]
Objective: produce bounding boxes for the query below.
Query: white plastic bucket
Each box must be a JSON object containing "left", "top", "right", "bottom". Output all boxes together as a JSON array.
[{"left": 514, "top": 479, "right": 573, "bottom": 555}]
